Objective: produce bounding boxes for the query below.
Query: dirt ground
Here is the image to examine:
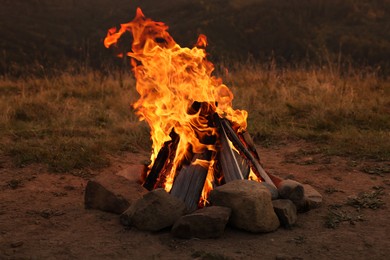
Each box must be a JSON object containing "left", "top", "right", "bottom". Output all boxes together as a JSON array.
[{"left": 1, "top": 141, "right": 389, "bottom": 260}]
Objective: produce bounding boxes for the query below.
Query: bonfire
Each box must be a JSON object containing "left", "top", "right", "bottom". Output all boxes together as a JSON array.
[
  {"left": 85, "top": 7, "right": 322, "bottom": 237},
  {"left": 104, "top": 8, "right": 277, "bottom": 211}
]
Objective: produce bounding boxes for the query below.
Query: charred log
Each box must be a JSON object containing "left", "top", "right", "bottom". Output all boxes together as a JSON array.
[
  {"left": 240, "top": 130, "right": 261, "bottom": 161},
  {"left": 143, "top": 130, "right": 179, "bottom": 190}
]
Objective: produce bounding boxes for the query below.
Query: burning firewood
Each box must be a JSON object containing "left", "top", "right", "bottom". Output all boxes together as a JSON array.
[
  {"left": 214, "top": 114, "right": 245, "bottom": 182},
  {"left": 218, "top": 116, "right": 276, "bottom": 189},
  {"left": 143, "top": 130, "right": 179, "bottom": 190},
  {"left": 170, "top": 152, "right": 211, "bottom": 212}
]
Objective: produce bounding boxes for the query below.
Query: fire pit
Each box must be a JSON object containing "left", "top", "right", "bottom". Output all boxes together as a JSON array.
[{"left": 85, "top": 8, "right": 322, "bottom": 239}]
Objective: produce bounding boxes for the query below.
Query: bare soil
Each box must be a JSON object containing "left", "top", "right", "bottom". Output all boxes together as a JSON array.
[{"left": 1, "top": 141, "right": 389, "bottom": 260}]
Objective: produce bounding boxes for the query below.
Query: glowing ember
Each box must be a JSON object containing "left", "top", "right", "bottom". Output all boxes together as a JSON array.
[{"left": 104, "top": 8, "right": 248, "bottom": 203}]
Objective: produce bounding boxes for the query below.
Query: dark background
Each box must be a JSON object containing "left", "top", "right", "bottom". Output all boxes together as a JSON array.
[{"left": 1, "top": 0, "right": 389, "bottom": 76}]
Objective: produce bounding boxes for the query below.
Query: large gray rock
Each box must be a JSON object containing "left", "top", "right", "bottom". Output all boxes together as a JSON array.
[
  {"left": 209, "top": 180, "right": 280, "bottom": 233},
  {"left": 171, "top": 206, "right": 231, "bottom": 239},
  {"left": 120, "top": 189, "right": 186, "bottom": 231},
  {"left": 272, "top": 199, "right": 297, "bottom": 228},
  {"left": 277, "top": 179, "right": 305, "bottom": 209},
  {"left": 84, "top": 172, "right": 147, "bottom": 214}
]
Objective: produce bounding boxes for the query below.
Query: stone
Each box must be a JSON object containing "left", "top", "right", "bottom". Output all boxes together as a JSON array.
[
  {"left": 260, "top": 182, "right": 279, "bottom": 200},
  {"left": 120, "top": 188, "right": 186, "bottom": 231},
  {"left": 171, "top": 206, "right": 231, "bottom": 239},
  {"left": 116, "top": 164, "right": 145, "bottom": 183},
  {"left": 277, "top": 180, "right": 305, "bottom": 209},
  {"left": 209, "top": 180, "right": 280, "bottom": 233},
  {"left": 272, "top": 199, "right": 297, "bottom": 227},
  {"left": 84, "top": 172, "right": 147, "bottom": 214},
  {"left": 303, "top": 184, "right": 322, "bottom": 209}
]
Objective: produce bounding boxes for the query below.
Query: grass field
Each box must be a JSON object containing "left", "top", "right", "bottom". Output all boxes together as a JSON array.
[
  {"left": 0, "top": 70, "right": 149, "bottom": 172},
  {"left": 1, "top": 63, "right": 388, "bottom": 172},
  {"left": 224, "top": 63, "right": 389, "bottom": 159},
  {"left": 1, "top": 0, "right": 388, "bottom": 172}
]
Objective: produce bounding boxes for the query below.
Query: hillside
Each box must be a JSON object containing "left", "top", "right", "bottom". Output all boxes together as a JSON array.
[{"left": 1, "top": 0, "right": 389, "bottom": 75}]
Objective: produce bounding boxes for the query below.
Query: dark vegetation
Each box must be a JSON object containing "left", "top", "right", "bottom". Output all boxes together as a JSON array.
[{"left": 1, "top": 0, "right": 389, "bottom": 76}]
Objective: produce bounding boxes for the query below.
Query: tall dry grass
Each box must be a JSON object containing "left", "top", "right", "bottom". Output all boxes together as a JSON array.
[
  {"left": 0, "top": 64, "right": 388, "bottom": 172},
  {"left": 0, "top": 71, "right": 150, "bottom": 172},
  {"left": 223, "top": 63, "right": 389, "bottom": 159}
]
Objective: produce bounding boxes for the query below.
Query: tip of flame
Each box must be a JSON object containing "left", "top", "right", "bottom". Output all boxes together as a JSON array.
[
  {"left": 196, "top": 34, "right": 208, "bottom": 48},
  {"left": 104, "top": 27, "right": 118, "bottom": 48},
  {"left": 136, "top": 7, "right": 145, "bottom": 18},
  {"left": 104, "top": 8, "right": 146, "bottom": 49}
]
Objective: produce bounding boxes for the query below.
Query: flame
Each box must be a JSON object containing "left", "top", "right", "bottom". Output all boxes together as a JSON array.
[{"left": 105, "top": 8, "right": 248, "bottom": 200}]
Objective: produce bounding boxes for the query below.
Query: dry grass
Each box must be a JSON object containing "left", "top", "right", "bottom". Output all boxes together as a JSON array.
[
  {"left": 324, "top": 208, "right": 364, "bottom": 229},
  {"left": 0, "top": 63, "right": 388, "bottom": 172},
  {"left": 222, "top": 63, "right": 389, "bottom": 159},
  {"left": 0, "top": 70, "right": 150, "bottom": 172},
  {"left": 346, "top": 186, "right": 385, "bottom": 210}
]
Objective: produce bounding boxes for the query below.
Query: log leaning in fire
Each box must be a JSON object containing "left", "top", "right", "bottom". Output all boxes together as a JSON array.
[
  {"left": 143, "top": 143, "right": 168, "bottom": 190},
  {"left": 143, "top": 131, "right": 179, "bottom": 190},
  {"left": 219, "top": 117, "right": 276, "bottom": 189},
  {"left": 214, "top": 115, "right": 245, "bottom": 182},
  {"left": 240, "top": 130, "right": 261, "bottom": 161},
  {"left": 233, "top": 150, "right": 250, "bottom": 179},
  {"left": 170, "top": 152, "right": 211, "bottom": 212}
]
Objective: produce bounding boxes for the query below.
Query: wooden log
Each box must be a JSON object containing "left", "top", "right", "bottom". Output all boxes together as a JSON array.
[
  {"left": 143, "top": 142, "right": 169, "bottom": 190},
  {"left": 170, "top": 152, "right": 211, "bottom": 212},
  {"left": 233, "top": 150, "right": 250, "bottom": 179},
  {"left": 143, "top": 131, "right": 179, "bottom": 190},
  {"left": 219, "top": 117, "right": 276, "bottom": 189},
  {"left": 214, "top": 115, "right": 244, "bottom": 182},
  {"left": 240, "top": 130, "right": 261, "bottom": 161}
]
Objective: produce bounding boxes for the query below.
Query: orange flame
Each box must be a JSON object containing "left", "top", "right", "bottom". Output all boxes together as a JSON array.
[{"left": 105, "top": 8, "right": 248, "bottom": 199}]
